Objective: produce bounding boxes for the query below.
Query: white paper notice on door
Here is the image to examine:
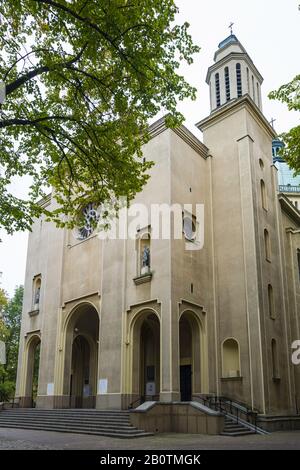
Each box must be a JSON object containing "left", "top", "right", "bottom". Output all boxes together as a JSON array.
[
  {"left": 98, "top": 379, "right": 108, "bottom": 394},
  {"left": 47, "top": 383, "right": 54, "bottom": 396}
]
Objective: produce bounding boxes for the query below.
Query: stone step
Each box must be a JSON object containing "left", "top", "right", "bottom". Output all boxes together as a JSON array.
[
  {"left": 0, "top": 409, "right": 150, "bottom": 438},
  {"left": 224, "top": 423, "right": 248, "bottom": 429},
  {"left": 0, "top": 422, "right": 152, "bottom": 438},
  {"left": 0, "top": 414, "right": 130, "bottom": 424},
  {"left": 221, "top": 430, "right": 256, "bottom": 437},
  {"left": 0, "top": 418, "right": 135, "bottom": 431},
  {"left": 1, "top": 410, "right": 130, "bottom": 416},
  {"left": 222, "top": 415, "right": 258, "bottom": 436},
  {"left": 0, "top": 415, "right": 130, "bottom": 423},
  {"left": 224, "top": 426, "right": 252, "bottom": 433}
]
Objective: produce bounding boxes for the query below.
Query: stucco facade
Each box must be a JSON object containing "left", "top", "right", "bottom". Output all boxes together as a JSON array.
[{"left": 16, "top": 35, "right": 300, "bottom": 425}]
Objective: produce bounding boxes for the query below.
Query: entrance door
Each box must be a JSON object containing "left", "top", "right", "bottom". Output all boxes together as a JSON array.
[
  {"left": 70, "top": 335, "right": 90, "bottom": 408},
  {"left": 180, "top": 365, "right": 192, "bottom": 401}
]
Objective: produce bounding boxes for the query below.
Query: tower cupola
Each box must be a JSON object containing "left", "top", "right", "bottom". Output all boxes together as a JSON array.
[{"left": 206, "top": 33, "right": 263, "bottom": 113}]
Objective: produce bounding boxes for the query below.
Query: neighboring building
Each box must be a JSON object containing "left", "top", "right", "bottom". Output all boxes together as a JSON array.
[
  {"left": 273, "top": 138, "right": 300, "bottom": 209},
  {"left": 15, "top": 33, "right": 300, "bottom": 432}
]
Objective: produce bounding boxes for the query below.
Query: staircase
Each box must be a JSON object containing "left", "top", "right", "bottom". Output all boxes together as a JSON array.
[
  {"left": 221, "top": 415, "right": 257, "bottom": 437},
  {"left": 0, "top": 408, "right": 152, "bottom": 438}
]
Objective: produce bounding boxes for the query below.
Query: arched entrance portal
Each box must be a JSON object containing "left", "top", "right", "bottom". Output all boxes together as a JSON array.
[
  {"left": 179, "top": 311, "right": 202, "bottom": 401},
  {"left": 24, "top": 335, "right": 41, "bottom": 407},
  {"left": 63, "top": 303, "right": 99, "bottom": 408},
  {"left": 132, "top": 312, "right": 160, "bottom": 402}
]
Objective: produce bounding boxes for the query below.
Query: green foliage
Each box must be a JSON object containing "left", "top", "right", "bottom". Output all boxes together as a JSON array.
[
  {"left": 0, "top": 380, "right": 15, "bottom": 402},
  {"left": 0, "top": 288, "right": 9, "bottom": 344},
  {"left": 2, "top": 286, "right": 23, "bottom": 383},
  {"left": 269, "top": 75, "right": 300, "bottom": 173},
  {"left": 0, "top": 0, "right": 200, "bottom": 233},
  {"left": 0, "top": 288, "right": 8, "bottom": 312}
]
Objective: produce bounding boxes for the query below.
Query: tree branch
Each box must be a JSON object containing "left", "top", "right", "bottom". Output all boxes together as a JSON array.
[{"left": 5, "top": 43, "right": 88, "bottom": 96}]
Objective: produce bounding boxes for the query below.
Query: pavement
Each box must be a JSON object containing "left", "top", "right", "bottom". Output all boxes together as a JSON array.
[{"left": 0, "top": 427, "right": 300, "bottom": 450}]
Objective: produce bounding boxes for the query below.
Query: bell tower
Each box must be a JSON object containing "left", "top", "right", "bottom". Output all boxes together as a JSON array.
[
  {"left": 197, "top": 33, "right": 279, "bottom": 413},
  {"left": 207, "top": 32, "right": 263, "bottom": 112}
]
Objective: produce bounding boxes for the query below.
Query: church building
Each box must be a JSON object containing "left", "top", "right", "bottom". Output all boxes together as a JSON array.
[{"left": 15, "top": 33, "right": 300, "bottom": 433}]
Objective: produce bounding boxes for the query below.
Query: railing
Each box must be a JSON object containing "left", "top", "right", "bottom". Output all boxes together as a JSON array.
[
  {"left": 193, "top": 395, "right": 258, "bottom": 432},
  {"left": 128, "top": 394, "right": 159, "bottom": 410},
  {"left": 279, "top": 185, "right": 300, "bottom": 193}
]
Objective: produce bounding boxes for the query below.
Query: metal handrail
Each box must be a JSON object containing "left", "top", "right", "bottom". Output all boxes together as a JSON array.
[
  {"left": 128, "top": 396, "right": 145, "bottom": 410},
  {"left": 193, "top": 395, "right": 258, "bottom": 432},
  {"left": 128, "top": 394, "right": 160, "bottom": 410}
]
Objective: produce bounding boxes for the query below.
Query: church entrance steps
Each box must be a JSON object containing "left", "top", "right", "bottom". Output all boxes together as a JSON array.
[
  {"left": 221, "top": 416, "right": 258, "bottom": 437},
  {"left": 0, "top": 409, "right": 153, "bottom": 438}
]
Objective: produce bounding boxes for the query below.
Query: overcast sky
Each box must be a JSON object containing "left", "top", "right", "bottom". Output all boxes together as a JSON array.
[{"left": 0, "top": 0, "right": 299, "bottom": 297}]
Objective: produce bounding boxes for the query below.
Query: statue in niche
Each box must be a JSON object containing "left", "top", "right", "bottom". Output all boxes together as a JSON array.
[
  {"left": 142, "top": 245, "right": 150, "bottom": 268},
  {"left": 34, "top": 286, "right": 40, "bottom": 305}
]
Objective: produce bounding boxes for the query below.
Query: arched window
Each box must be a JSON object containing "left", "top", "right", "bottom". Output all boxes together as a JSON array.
[
  {"left": 225, "top": 67, "right": 230, "bottom": 101},
  {"left": 252, "top": 75, "right": 256, "bottom": 103},
  {"left": 32, "top": 276, "right": 41, "bottom": 310},
  {"left": 215, "top": 73, "right": 220, "bottom": 107},
  {"left": 257, "top": 83, "right": 260, "bottom": 108},
  {"left": 268, "top": 284, "right": 275, "bottom": 319},
  {"left": 271, "top": 339, "right": 280, "bottom": 379},
  {"left": 259, "top": 158, "right": 264, "bottom": 170},
  {"left": 236, "top": 63, "right": 242, "bottom": 97},
  {"left": 222, "top": 338, "right": 240, "bottom": 378},
  {"left": 246, "top": 67, "right": 250, "bottom": 94},
  {"left": 264, "top": 229, "right": 271, "bottom": 261},
  {"left": 260, "top": 179, "right": 267, "bottom": 210}
]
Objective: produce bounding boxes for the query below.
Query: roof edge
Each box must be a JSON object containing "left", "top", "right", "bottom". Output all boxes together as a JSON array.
[
  {"left": 196, "top": 94, "right": 276, "bottom": 140},
  {"left": 148, "top": 115, "right": 209, "bottom": 159},
  {"left": 279, "top": 193, "right": 300, "bottom": 226}
]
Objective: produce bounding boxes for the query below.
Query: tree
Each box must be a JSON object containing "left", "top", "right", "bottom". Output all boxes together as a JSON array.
[
  {"left": 0, "top": 288, "right": 10, "bottom": 400},
  {"left": 269, "top": 75, "right": 300, "bottom": 172},
  {"left": 0, "top": 0, "right": 200, "bottom": 233},
  {"left": 0, "top": 288, "right": 8, "bottom": 314},
  {"left": 2, "top": 285, "right": 23, "bottom": 384}
]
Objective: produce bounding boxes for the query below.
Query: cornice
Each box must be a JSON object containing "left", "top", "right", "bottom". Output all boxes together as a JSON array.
[
  {"left": 207, "top": 52, "right": 263, "bottom": 84},
  {"left": 196, "top": 94, "right": 276, "bottom": 140},
  {"left": 279, "top": 193, "right": 300, "bottom": 226}
]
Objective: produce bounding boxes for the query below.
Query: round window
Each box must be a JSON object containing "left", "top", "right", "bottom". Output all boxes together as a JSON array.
[{"left": 76, "top": 203, "right": 100, "bottom": 240}]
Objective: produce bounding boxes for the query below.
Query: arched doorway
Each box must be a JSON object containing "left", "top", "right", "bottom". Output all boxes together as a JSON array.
[
  {"left": 24, "top": 335, "right": 41, "bottom": 407},
  {"left": 179, "top": 311, "right": 202, "bottom": 401},
  {"left": 63, "top": 303, "right": 99, "bottom": 408},
  {"left": 131, "top": 311, "right": 160, "bottom": 403}
]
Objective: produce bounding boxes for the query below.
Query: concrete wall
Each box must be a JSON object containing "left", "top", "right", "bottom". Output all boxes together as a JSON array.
[{"left": 130, "top": 402, "right": 224, "bottom": 435}]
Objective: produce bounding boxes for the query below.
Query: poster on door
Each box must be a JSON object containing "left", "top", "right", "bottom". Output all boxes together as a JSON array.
[{"left": 146, "top": 381, "right": 156, "bottom": 396}]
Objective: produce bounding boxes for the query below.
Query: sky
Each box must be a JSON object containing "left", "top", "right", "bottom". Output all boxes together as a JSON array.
[{"left": 0, "top": 0, "right": 299, "bottom": 297}]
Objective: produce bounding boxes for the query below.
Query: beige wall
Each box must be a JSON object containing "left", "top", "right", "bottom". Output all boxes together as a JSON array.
[{"left": 16, "top": 103, "right": 300, "bottom": 420}]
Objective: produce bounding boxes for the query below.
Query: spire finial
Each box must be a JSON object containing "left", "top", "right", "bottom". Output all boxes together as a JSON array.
[
  {"left": 270, "top": 118, "right": 276, "bottom": 128},
  {"left": 229, "top": 22, "right": 234, "bottom": 35}
]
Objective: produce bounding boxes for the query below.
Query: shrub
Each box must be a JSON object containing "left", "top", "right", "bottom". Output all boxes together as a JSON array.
[{"left": 0, "top": 381, "right": 15, "bottom": 402}]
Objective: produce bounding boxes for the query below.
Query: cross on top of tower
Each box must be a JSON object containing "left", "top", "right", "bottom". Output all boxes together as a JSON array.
[
  {"left": 270, "top": 118, "right": 276, "bottom": 128},
  {"left": 229, "top": 22, "right": 234, "bottom": 35}
]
